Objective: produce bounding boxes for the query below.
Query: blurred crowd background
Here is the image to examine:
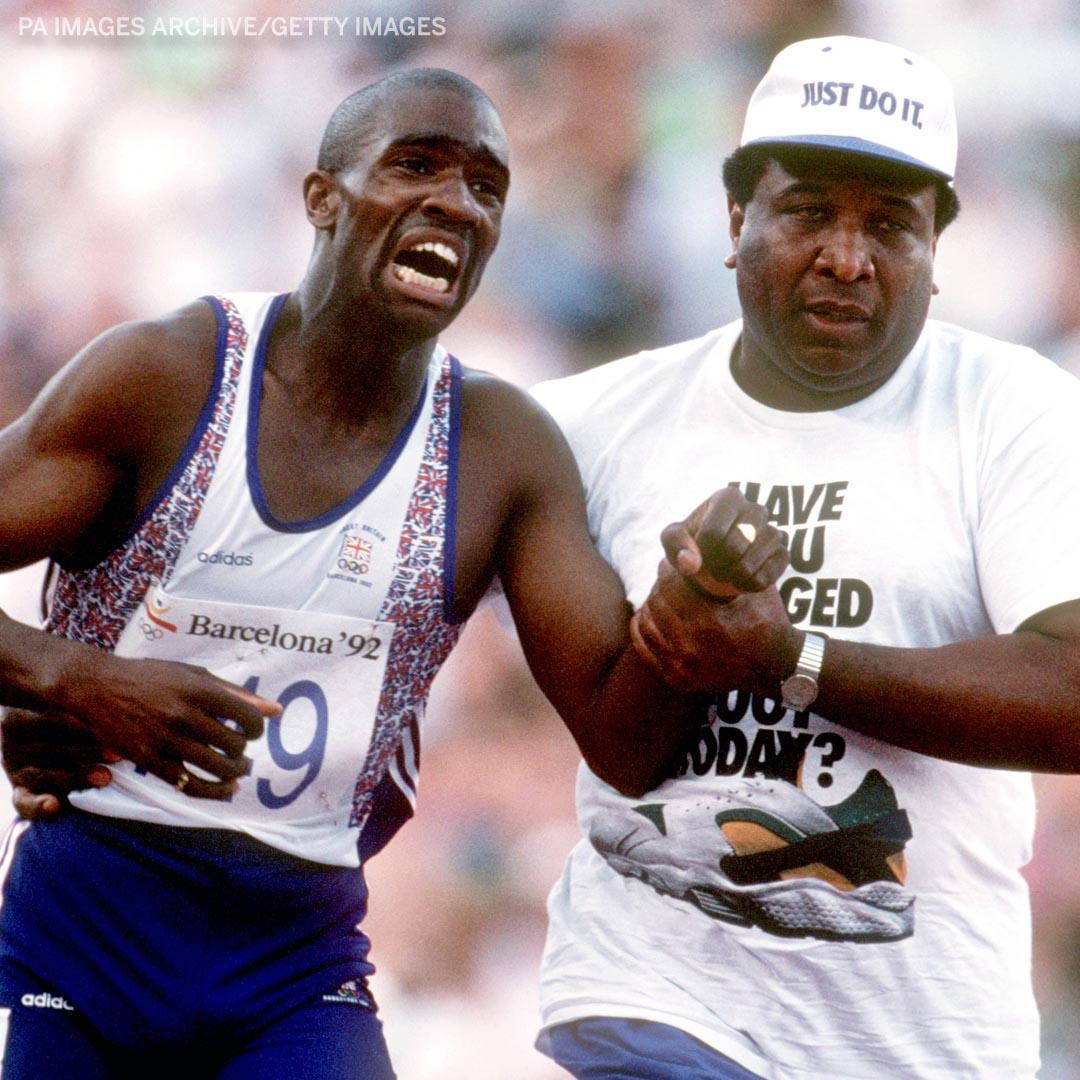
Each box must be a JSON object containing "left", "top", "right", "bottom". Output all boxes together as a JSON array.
[{"left": 3, "top": 0, "right": 1080, "bottom": 1076}]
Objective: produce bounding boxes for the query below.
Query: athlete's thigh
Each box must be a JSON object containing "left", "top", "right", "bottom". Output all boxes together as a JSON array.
[
  {"left": 1, "top": 1001, "right": 115, "bottom": 1080},
  {"left": 539, "top": 1017, "right": 764, "bottom": 1080},
  {"left": 215, "top": 997, "right": 396, "bottom": 1080}
]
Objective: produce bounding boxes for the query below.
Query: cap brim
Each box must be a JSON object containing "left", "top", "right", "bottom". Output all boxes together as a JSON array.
[{"left": 743, "top": 134, "right": 954, "bottom": 182}]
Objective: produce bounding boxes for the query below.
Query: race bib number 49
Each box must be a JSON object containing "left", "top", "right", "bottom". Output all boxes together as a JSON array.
[{"left": 83, "top": 584, "right": 396, "bottom": 866}]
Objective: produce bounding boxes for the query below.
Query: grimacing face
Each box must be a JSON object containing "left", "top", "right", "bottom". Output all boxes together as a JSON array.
[
  {"left": 321, "top": 84, "right": 510, "bottom": 339},
  {"left": 730, "top": 154, "right": 939, "bottom": 408}
]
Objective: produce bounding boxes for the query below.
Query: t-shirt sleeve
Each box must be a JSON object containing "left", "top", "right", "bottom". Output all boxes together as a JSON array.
[
  {"left": 975, "top": 362, "right": 1080, "bottom": 632},
  {"left": 529, "top": 375, "right": 593, "bottom": 476}
]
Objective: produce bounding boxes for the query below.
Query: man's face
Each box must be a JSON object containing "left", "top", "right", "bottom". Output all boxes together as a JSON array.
[
  {"left": 730, "top": 154, "right": 939, "bottom": 403},
  {"left": 326, "top": 84, "right": 510, "bottom": 337}
]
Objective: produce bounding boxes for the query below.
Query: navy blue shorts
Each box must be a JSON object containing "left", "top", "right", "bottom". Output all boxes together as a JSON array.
[
  {"left": 537, "top": 1017, "right": 764, "bottom": 1080},
  {"left": 0, "top": 810, "right": 394, "bottom": 1078}
]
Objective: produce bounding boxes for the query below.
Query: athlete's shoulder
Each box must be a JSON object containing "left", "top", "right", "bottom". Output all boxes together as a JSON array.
[
  {"left": 455, "top": 364, "right": 587, "bottom": 500},
  {"left": 19, "top": 299, "right": 218, "bottom": 437},
  {"left": 73, "top": 298, "right": 220, "bottom": 394},
  {"left": 99, "top": 292, "right": 278, "bottom": 372},
  {"left": 458, "top": 364, "right": 557, "bottom": 434}
]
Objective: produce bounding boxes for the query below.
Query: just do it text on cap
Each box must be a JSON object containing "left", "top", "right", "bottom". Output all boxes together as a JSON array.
[{"left": 740, "top": 35, "right": 958, "bottom": 180}]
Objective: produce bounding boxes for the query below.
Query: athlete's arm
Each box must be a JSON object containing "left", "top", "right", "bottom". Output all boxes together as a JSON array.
[
  {"left": 0, "top": 305, "right": 278, "bottom": 802},
  {"left": 633, "top": 542, "right": 1080, "bottom": 772},
  {"left": 457, "top": 376, "right": 785, "bottom": 797}
]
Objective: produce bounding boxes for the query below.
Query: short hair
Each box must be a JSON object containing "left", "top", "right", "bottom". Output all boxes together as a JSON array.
[
  {"left": 317, "top": 68, "right": 497, "bottom": 174},
  {"left": 722, "top": 143, "right": 961, "bottom": 235}
]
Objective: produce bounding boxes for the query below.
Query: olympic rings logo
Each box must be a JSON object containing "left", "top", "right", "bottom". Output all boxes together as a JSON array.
[
  {"left": 337, "top": 558, "right": 370, "bottom": 575},
  {"left": 140, "top": 621, "right": 164, "bottom": 640}
]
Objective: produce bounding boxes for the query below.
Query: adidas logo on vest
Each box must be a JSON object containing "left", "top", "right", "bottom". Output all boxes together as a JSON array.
[{"left": 20, "top": 992, "right": 74, "bottom": 1011}]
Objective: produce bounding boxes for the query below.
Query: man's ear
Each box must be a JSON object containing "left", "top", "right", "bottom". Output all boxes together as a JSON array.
[
  {"left": 304, "top": 171, "right": 340, "bottom": 229},
  {"left": 726, "top": 194, "right": 744, "bottom": 269}
]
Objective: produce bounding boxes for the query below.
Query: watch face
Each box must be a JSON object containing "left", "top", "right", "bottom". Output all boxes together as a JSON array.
[{"left": 781, "top": 673, "right": 818, "bottom": 711}]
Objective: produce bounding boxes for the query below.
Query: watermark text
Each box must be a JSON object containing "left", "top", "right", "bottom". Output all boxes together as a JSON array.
[{"left": 17, "top": 14, "right": 447, "bottom": 39}]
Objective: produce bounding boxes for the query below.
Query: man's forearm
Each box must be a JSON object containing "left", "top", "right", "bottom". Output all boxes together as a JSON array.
[
  {"left": 815, "top": 630, "right": 1080, "bottom": 771},
  {"left": 0, "top": 609, "right": 85, "bottom": 712},
  {"left": 633, "top": 574, "right": 1080, "bottom": 773},
  {"left": 574, "top": 645, "right": 705, "bottom": 798}
]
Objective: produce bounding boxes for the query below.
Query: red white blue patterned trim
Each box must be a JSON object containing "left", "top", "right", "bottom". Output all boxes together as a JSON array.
[
  {"left": 45, "top": 297, "right": 248, "bottom": 649},
  {"left": 350, "top": 353, "right": 463, "bottom": 847}
]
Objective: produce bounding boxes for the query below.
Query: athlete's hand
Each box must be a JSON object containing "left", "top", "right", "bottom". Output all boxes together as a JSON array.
[
  {"left": 631, "top": 558, "right": 800, "bottom": 696},
  {"left": 53, "top": 650, "right": 281, "bottom": 800},
  {"left": 662, "top": 487, "right": 788, "bottom": 598},
  {"left": 3, "top": 707, "right": 118, "bottom": 819}
]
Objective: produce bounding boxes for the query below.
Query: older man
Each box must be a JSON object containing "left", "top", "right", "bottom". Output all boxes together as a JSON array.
[{"left": 534, "top": 36, "right": 1080, "bottom": 1080}]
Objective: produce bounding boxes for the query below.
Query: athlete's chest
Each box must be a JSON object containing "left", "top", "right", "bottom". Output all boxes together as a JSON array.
[
  {"left": 164, "top": 333, "right": 451, "bottom": 619},
  {"left": 253, "top": 377, "right": 427, "bottom": 524}
]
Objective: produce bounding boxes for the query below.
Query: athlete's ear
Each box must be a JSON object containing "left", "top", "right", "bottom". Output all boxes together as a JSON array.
[{"left": 304, "top": 171, "right": 341, "bottom": 230}]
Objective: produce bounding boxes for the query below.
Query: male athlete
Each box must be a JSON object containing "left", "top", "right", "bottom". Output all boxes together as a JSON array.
[
  {"left": 532, "top": 36, "right": 1080, "bottom": 1080},
  {"left": 0, "top": 69, "right": 783, "bottom": 1078}
]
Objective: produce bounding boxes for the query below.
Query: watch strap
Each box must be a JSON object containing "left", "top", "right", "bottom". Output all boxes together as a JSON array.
[
  {"left": 780, "top": 631, "right": 827, "bottom": 710},
  {"left": 793, "top": 631, "right": 826, "bottom": 680}
]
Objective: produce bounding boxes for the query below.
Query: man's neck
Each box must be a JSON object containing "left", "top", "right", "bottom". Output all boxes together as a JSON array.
[
  {"left": 266, "top": 291, "right": 435, "bottom": 434},
  {"left": 730, "top": 335, "right": 897, "bottom": 413}
]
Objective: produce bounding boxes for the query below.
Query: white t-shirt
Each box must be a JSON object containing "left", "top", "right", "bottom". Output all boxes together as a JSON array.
[{"left": 531, "top": 319, "right": 1080, "bottom": 1079}]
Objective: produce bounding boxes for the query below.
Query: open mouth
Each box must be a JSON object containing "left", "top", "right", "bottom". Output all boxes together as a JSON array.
[{"left": 391, "top": 240, "right": 462, "bottom": 296}]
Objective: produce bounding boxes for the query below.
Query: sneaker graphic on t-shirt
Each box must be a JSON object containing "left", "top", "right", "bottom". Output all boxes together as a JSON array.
[{"left": 588, "top": 768, "right": 914, "bottom": 942}]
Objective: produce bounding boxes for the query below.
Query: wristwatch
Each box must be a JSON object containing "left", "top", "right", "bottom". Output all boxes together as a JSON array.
[{"left": 780, "top": 631, "right": 827, "bottom": 711}]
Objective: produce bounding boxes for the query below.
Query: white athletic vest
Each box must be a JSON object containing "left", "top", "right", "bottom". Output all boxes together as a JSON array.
[{"left": 59, "top": 293, "right": 464, "bottom": 866}]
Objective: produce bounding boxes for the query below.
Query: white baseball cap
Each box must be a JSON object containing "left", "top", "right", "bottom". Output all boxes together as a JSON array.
[{"left": 740, "top": 36, "right": 958, "bottom": 180}]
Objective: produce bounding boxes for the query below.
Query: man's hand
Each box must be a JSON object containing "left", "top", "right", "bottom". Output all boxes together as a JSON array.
[
  {"left": 662, "top": 487, "right": 788, "bottom": 598},
  {"left": 58, "top": 650, "right": 281, "bottom": 797},
  {"left": 4, "top": 651, "right": 283, "bottom": 817},
  {"left": 631, "top": 558, "right": 800, "bottom": 696},
  {"left": 2, "top": 708, "right": 118, "bottom": 819},
  {"left": 631, "top": 488, "right": 797, "bottom": 695}
]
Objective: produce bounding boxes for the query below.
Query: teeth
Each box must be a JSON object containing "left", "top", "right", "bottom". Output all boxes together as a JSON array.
[
  {"left": 393, "top": 264, "right": 450, "bottom": 293},
  {"left": 408, "top": 240, "right": 459, "bottom": 268}
]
